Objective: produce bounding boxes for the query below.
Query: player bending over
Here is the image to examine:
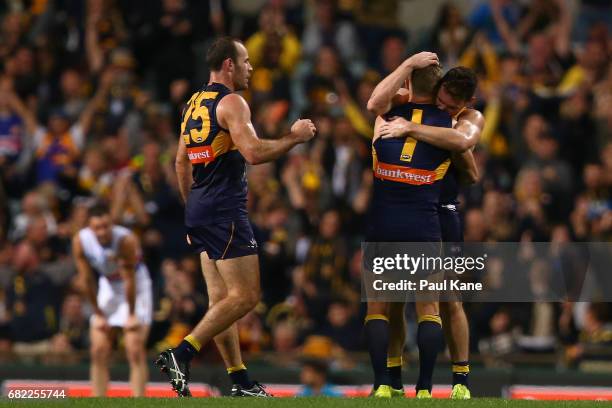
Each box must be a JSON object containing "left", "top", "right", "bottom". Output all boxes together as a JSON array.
[{"left": 73, "top": 203, "right": 153, "bottom": 397}]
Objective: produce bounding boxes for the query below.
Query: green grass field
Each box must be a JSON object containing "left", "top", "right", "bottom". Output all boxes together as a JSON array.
[{"left": 2, "top": 398, "right": 612, "bottom": 408}]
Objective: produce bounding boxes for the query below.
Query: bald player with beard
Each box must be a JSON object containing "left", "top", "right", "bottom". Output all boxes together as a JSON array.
[{"left": 156, "top": 37, "right": 316, "bottom": 397}]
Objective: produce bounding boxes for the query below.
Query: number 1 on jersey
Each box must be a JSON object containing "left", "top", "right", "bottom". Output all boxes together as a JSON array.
[{"left": 400, "top": 108, "right": 423, "bottom": 162}]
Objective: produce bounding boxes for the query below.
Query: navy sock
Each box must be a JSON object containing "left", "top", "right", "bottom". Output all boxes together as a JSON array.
[
  {"left": 173, "top": 339, "right": 198, "bottom": 363},
  {"left": 228, "top": 365, "right": 253, "bottom": 388},
  {"left": 452, "top": 361, "right": 469, "bottom": 387},
  {"left": 388, "top": 364, "right": 403, "bottom": 390},
  {"left": 365, "top": 316, "right": 390, "bottom": 389},
  {"left": 416, "top": 318, "right": 443, "bottom": 393}
]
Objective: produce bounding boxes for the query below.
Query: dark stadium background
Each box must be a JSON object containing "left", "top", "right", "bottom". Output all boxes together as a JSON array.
[{"left": 0, "top": 0, "right": 610, "bottom": 398}]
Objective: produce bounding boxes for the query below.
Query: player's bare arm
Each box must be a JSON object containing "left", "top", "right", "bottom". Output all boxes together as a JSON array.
[
  {"left": 175, "top": 134, "right": 193, "bottom": 204},
  {"left": 379, "top": 109, "right": 484, "bottom": 152},
  {"left": 217, "top": 93, "right": 316, "bottom": 164},
  {"left": 367, "top": 52, "right": 439, "bottom": 116},
  {"left": 73, "top": 235, "right": 107, "bottom": 331},
  {"left": 72, "top": 236, "right": 101, "bottom": 315},
  {"left": 372, "top": 116, "right": 388, "bottom": 143},
  {"left": 452, "top": 150, "right": 479, "bottom": 185},
  {"left": 118, "top": 233, "right": 138, "bottom": 328}
]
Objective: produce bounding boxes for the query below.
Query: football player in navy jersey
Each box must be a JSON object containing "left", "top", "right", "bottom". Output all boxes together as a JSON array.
[
  {"left": 378, "top": 66, "right": 484, "bottom": 400},
  {"left": 156, "top": 37, "right": 316, "bottom": 397}
]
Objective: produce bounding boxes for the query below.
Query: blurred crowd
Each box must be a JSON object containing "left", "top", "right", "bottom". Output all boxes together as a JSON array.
[{"left": 0, "top": 0, "right": 611, "bottom": 372}]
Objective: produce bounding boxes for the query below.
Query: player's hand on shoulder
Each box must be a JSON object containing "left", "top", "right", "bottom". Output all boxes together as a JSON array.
[
  {"left": 291, "top": 119, "right": 317, "bottom": 143},
  {"left": 406, "top": 52, "right": 439, "bottom": 69},
  {"left": 379, "top": 116, "right": 413, "bottom": 139}
]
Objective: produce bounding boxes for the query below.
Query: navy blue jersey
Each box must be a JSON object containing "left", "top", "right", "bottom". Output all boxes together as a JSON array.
[
  {"left": 367, "top": 103, "right": 453, "bottom": 242},
  {"left": 181, "top": 83, "right": 248, "bottom": 227},
  {"left": 439, "top": 164, "right": 459, "bottom": 205}
]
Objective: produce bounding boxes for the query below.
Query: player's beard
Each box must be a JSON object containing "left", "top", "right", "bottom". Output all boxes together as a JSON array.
[
  {"left": 235, "top": 77, "right": 248, "bottom": 91},
  {"left": 233, "top": 68, "right": 249, "bottom": 91}
]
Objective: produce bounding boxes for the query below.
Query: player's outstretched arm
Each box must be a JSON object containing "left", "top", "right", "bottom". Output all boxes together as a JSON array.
[
  {"left": 72, "top": 236, "right": 103, "bottom": 317},
  {"left": 379, "top": 109, "right": 484, "bottom": 152},
  {"left": 218, "top": 93, "right": 316, "bottom": 164},
  {"left": 367, "top": 52, "right": 439, "bottom": 116}
]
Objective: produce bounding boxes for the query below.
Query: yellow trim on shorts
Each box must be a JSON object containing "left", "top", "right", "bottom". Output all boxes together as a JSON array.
[
  {"left": 364, "top": 314, "right": 389, "bottom": 323},
  {"left": 418, "top": 314, "right": 442, "bottom": 325},
  {"left": 184, "top": 334, "right": 202, "bottom": 352},
  {"left": 220, "top": 222, "right": 235, "bottom": 260},
  {"left": 227, "top": 364, "right": 247, "bottom": 374},
  {"left": 387, "top": 356, "right": 402, "bottom": 368},
  {"left": 452, "top": 364, "right": 470, "bottom": 374}
]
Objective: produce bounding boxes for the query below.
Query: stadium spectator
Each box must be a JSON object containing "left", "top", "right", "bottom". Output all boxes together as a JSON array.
[
  {"left": 10, "top": 190, "right": 57, "bottom": 241},
  {"left": 48, "top": 292, "right": 89, "bottom": 364},
  {"left": 302, "top": 209, "right": 350, "bottom": 326},
  {"left": 564, "top": 302, "right": 612, "bottom": 367},
  {"left": 468, "top": 0, "right": 523, "bottom": 52},
  {"left": 149, "top": 0, "right": 197, "bottom": 100},
  {"left": 375, "top": 35, "right": 408, "bottom": 78},
  {"left": 302, "top": 0, "right": 360, "bottom": 64},
  {"left": 0, "top": 88, "right": 28, "bottom": 169},
  {"left": 7, "top": 217, "right": 62, "bottom": 359},
  {"left": 246, "top": 6, "right": 301, "bottom": 74},
  {"left": 478, "top": 307, "right": 518, "bottom": 367},
  {"left": 298, "top": 358, "right": 342, "bottom": 397},
  {"left": 316, "top": 300, "right": 362, "bottom": 352},
  {"left": 431, "top": 2, "right": 470, "bottom": 67},
  {"left": 75, "top": 147, "right": 114, "bottom": 199}
]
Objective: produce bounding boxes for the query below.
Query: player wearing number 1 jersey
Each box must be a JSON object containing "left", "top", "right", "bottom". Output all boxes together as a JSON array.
[
  {"left": 379, "top": 67, "right": 484, "bottom": 400},
  {"left": 155, "top": 37, "right": 316, "bottom": 397},
  {"left": 364, "top": 53, "right": 452, "bottom": 399}
]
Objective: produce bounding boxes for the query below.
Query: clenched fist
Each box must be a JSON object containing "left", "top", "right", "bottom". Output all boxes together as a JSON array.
[{"left": 291, "top": 119, "right": 317, "bottom": 143}]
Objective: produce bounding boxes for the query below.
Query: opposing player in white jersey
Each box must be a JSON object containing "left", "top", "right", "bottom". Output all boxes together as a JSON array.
[{"left": 72, "top": 203, "right": 153, "bottom": 397}]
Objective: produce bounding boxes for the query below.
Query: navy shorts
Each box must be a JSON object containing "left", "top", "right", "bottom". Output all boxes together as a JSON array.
[
  {"left": 366, "top": 210, "right": 441, "bottom": 242},
  {"left": 439, "top": 203, "right": 463, "bottom": 257},
  {"left": 186, "top": 218, "right": 258, "bottom": 260}
]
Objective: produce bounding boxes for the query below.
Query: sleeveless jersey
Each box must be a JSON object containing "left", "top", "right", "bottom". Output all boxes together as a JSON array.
[
  {"left": 181, "top": 83, "right": 248, "bottom": 227},
  {"left": 367, "top": 103, "right": 453, "bottom": 242}
]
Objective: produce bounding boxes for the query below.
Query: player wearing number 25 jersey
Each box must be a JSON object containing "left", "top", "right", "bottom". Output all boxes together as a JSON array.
[
  {"left": 157, "top": 37, "right": 316, "bottom": 398},
  {"left": 183, "top": 82, "right": 247, "bottom": 226},
  {"left": 181, "top": 82, "right": 255, "bottom": 260}
]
